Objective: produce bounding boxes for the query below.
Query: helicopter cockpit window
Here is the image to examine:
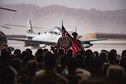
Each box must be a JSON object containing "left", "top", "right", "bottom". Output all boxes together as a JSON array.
[
  {"left": 49, "top": 31, "right": 60, "bottom": 35},
  {"left": 49, "top": 27, "right": 61, "bottom": 35}
]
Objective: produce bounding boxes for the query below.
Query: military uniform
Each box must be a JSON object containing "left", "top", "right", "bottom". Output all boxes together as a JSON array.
[{"left": 57, "top": 37, "right": 73, "bottom": 52}]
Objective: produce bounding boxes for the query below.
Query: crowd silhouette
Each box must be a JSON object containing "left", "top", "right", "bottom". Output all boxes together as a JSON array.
[{"left": 0, "top": 46, "right": 126, "bottom": 84}]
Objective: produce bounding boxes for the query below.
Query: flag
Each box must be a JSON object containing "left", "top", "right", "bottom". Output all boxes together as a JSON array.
[{"left": 62, "top": 21, "right": 80, "bottom": 56}]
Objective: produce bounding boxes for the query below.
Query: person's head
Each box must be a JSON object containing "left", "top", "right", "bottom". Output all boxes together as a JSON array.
[
  {"left": 57, "top": 48, "right": 65, "bottom": 56},
  {"left": 26, "top": 59, "right": 37, "bottom": 75},
  {"left": 43, "top": 51, "right": 56, "bottom": 70},
  {"left": 66, "top": 48, "right": 73, "bottom": 56},
  {"left": 85, "top": 49, "right": 93, "bottom": 58},
  {"left": 62, "top": 30, "right": 67, "bottom": 37},
  {"left": 13, "top": 49, "right": 21, "bottom": 55},
  {"left": 108, "top": 52, "right": 115, "bottom": 62},
  {"left": 25, "top": 48, "right": 32, "bottom": 55},
  {"left": 106, "top": 65, "right": 125, "bottom": 83},
  {"left": 0, "top": 48, "right": 10, "bottom": 63},
  {"left": 99, "top": 52, "right": 108, "bottom": 62},
  {"left": 121, "top": 50, "right": 126, "bottom": 58},
  {"left": 72, "top": 32, "right": 78, "bottom": 38}
]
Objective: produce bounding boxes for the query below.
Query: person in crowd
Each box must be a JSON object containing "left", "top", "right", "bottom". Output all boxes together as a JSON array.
[
  {"left": 75, "top": 49, "right": 86, "bottom": 69},
  {"left": 0, "top": 48, "right": 10, "bottom": 69},
  {"left": 10, "top": 58, "right": 21, "bottom": 74},
  {"left": 25, "top": 48, "right": 33, "bottom": 55},
  {"left": 35, "top": 48, "right": 44, "bottom": 70},
  {"left": 101, "top": 49, "right": 108, "bottom": 54},
  {"left": 106, "top": 65, "right": 125, "bottom": 84},
  {"left": 35, "top": 48, "right": 43, "bottom": 57},
  {"left": 56, "top": 48, "right": 66, "bottom": 74},
  {"left": 0, "top": 67, "right": 18, "bottom": 84},
  {"left": 65, "top": 58, "right": 83, "bottom": 84},
  {"left": 18, "top": 60, "right": 37, "bottom": 84},
  {"left": 13, "top": 49, "right": 22, "bottom": 59},
  {"left": 72, "top": 32, "right": 83, "bottom": 49},
  {"left": 85, "top": 49, "right": 94, "bottom": 70},
  {"left": 62, "top": 49, "right": 74, "bottom": 75},
  {"left": 99, "top": 52, "right": 108, "bottom": 63},
  {"left": 78, "top": 58, "right": 106, "bottom": 84},
  {"left": 94, "top": 51, "right": 99, "bottom": 57},
  {"left": 56, "top": 48, "right": 68, "bottom": 74},
  {"left": 121, "top": 50, "right": 126, "bottom": 59},
  {"left": 120, "top": 55, "right": 126, "bottom": 72},
  {"left": 110, "top": 49, "right": 120, "bottom": 64},
  {"left": 32, "top": 51, "right": 69, "bottom": 84},
  {"left": 107, "top": 51, "right": 117, "bottom": 64},
  {"left": 56, "top": 48, "right": 65, "bottom": 65},
  {"left": 99, "top": 52, "right": 109, "bottom": 77},
  {"left": 75, "top": 49, "right": 91, "bottom": 80}
]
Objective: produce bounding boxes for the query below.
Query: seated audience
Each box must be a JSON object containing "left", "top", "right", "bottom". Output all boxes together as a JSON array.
[{"left": 32, "top": 51, "right": 69, "bottom": 84}]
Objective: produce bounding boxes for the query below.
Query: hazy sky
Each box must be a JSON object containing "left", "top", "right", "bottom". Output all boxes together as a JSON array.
[
  {"left": 1, "top": 0, "right": 126, "bottom": 35},
  {"left": 1, "top": 0, "right": 126, "bottom": 10}
]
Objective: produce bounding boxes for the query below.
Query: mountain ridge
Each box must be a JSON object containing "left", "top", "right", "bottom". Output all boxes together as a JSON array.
[{"left": 0, "top": 4, "right": 126, "bottom": 34}]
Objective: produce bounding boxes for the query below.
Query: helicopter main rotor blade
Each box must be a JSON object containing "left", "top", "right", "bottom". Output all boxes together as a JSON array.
[
  {"left": 0, "top": 25, "right": 11, "bottom": 29},
  {"left": 0, "top": 7, "right": 17, "bottom": 12}
]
